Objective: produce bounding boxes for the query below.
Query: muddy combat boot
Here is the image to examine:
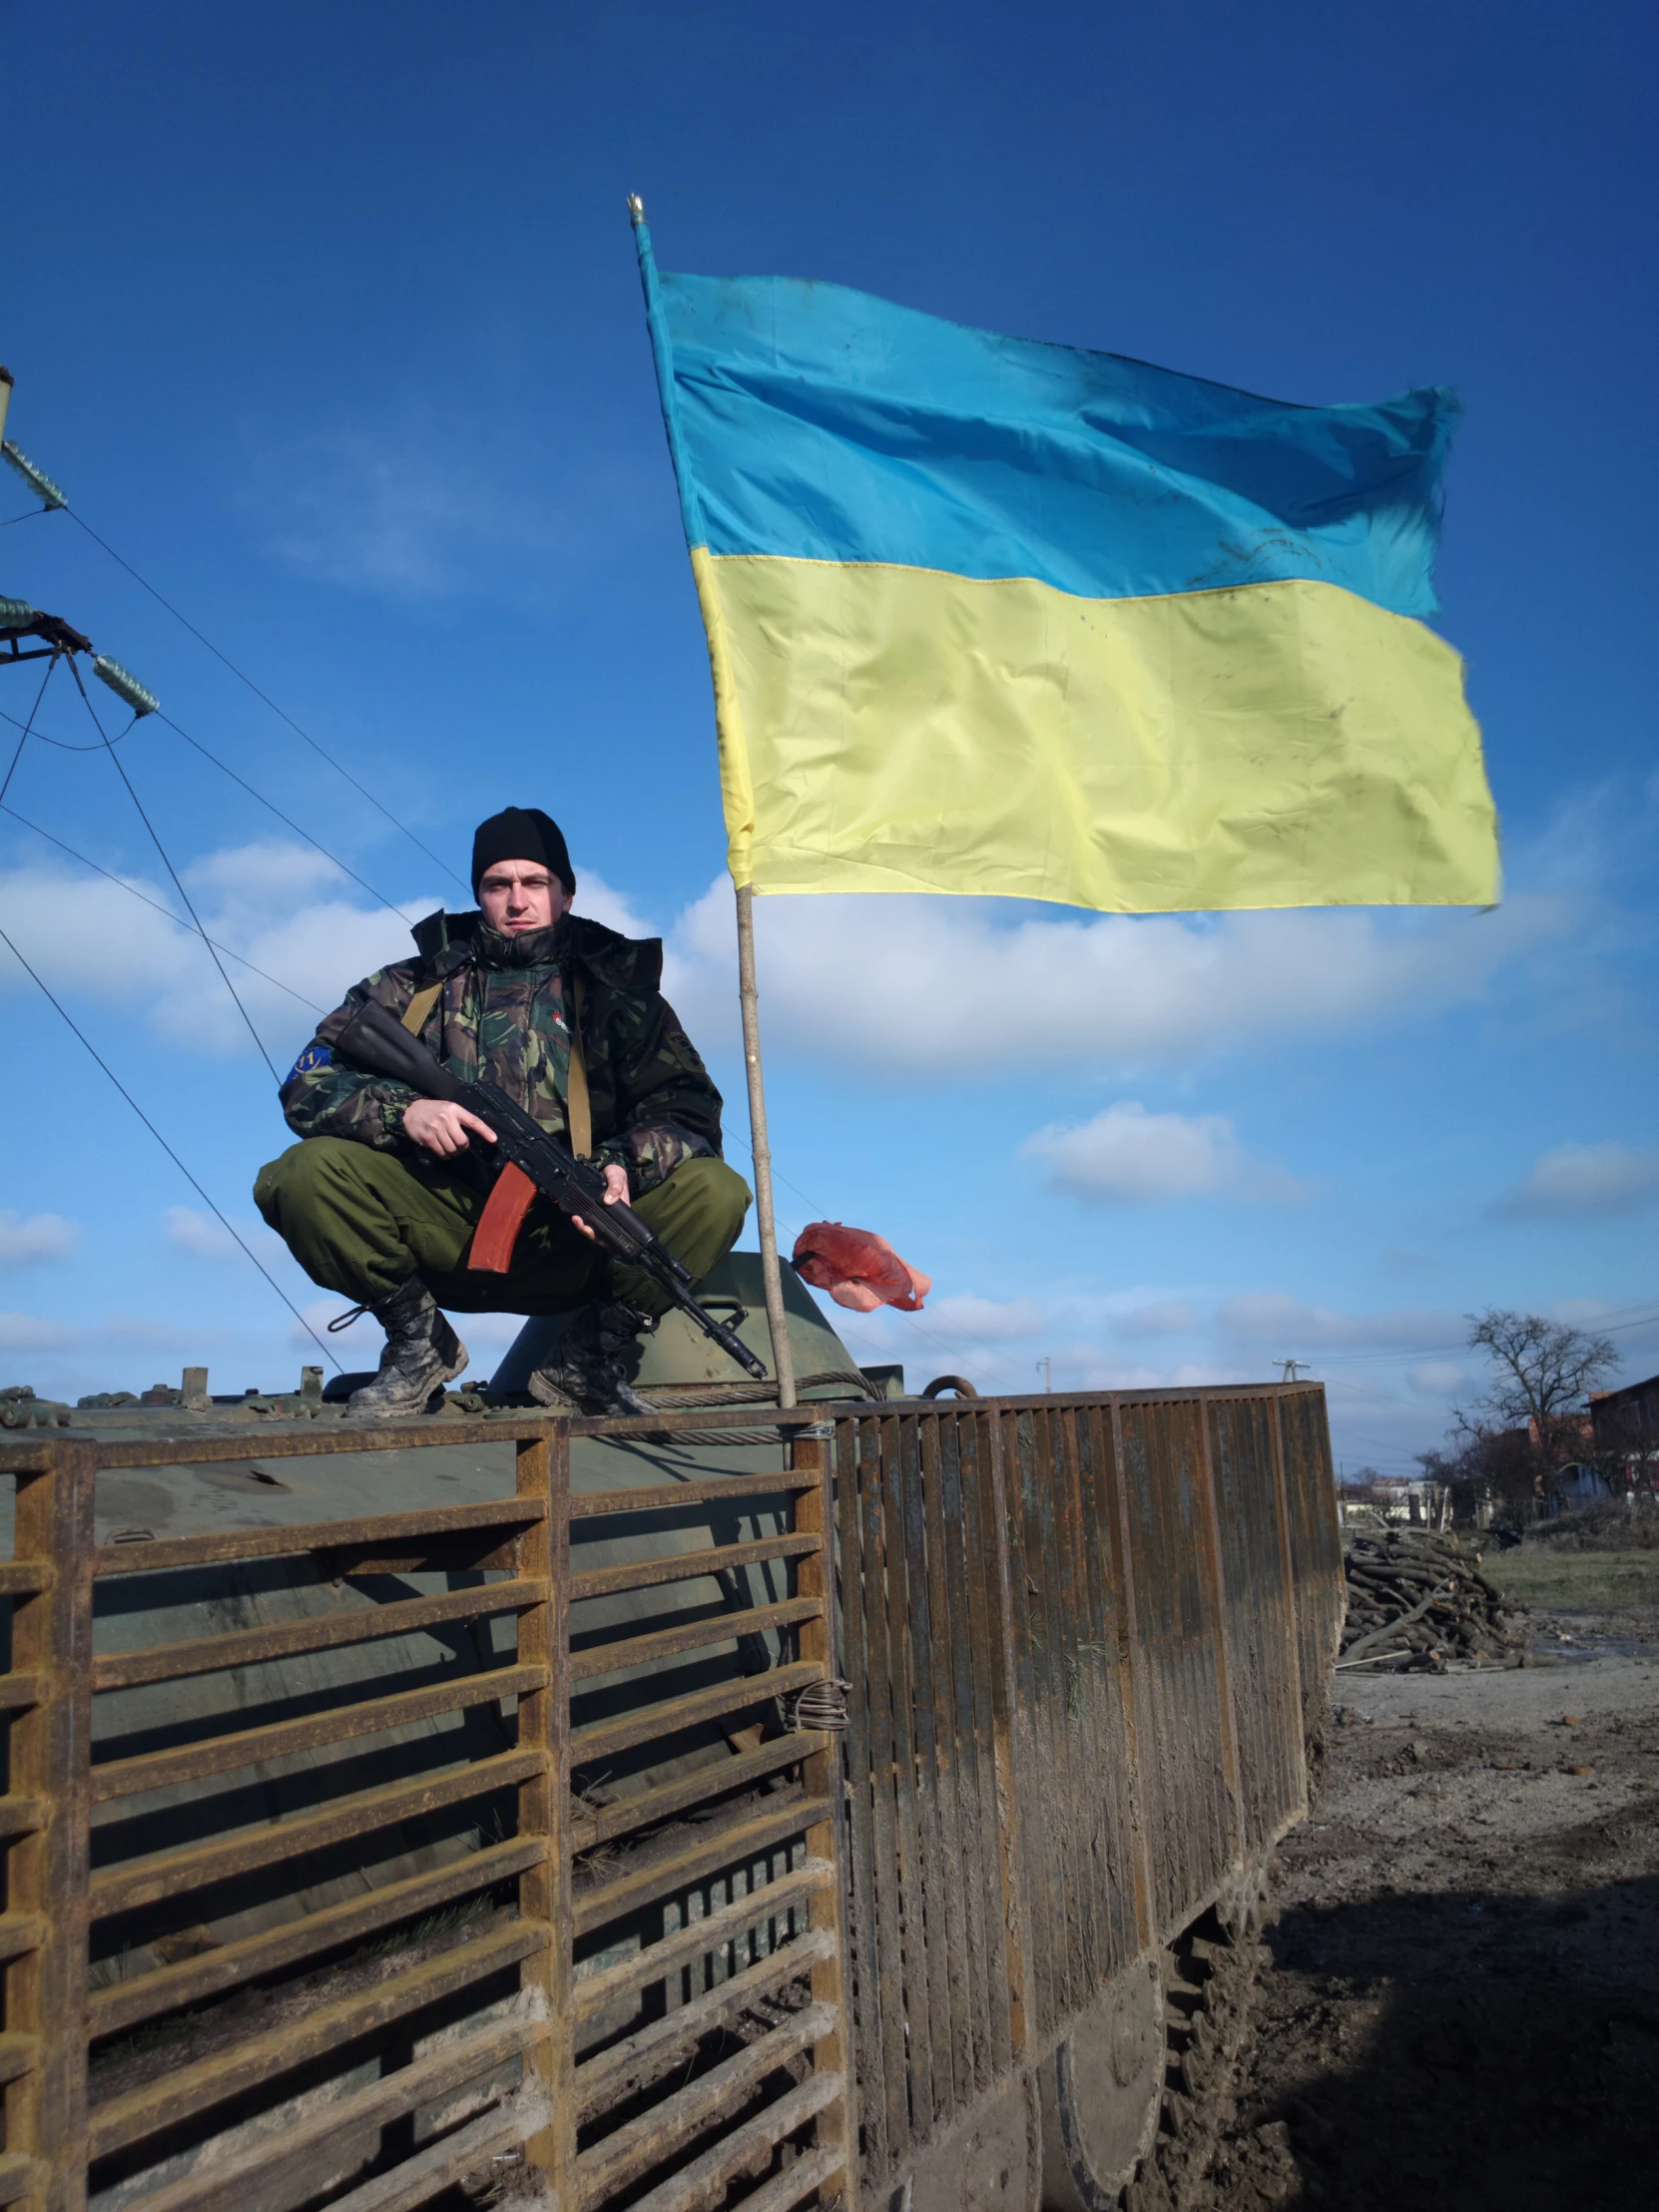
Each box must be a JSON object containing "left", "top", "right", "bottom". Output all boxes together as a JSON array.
[
  {"left": 346, "top": 1279, "right": 469, "bottom": 1418},
  {"left": 528, "top": 1300, "right": 658, "bottom": 1417}
]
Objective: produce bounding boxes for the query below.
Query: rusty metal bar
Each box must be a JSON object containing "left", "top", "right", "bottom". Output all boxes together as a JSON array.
[
  {"left": 1191, "top": 1393, "right": 1248, "bottom": 1870},
  {"left": 56, "top": 1419, "right": 540, "bottom": 1470},
  {"left": 515, "top": 1427, "right": 567, "bottom": 2197},
  {"left": 563, "top": 1405, "right": 833, "bottom": 1439},
  {"left": 115, "top": 2014, "right": 541, "bottom": 2212},
  {"left": 885, "top": 1415, "right": 936, "bottom": 2141},
  {"left": 568, "top": 1468, "right": 817, "bottom": 1516},
  {"left": 88, "top": 1835, "right": 547, "bottom": 2038},
  {"left": 574, "top": 1927, "right": 836, "bottom": 2120},
  {"left": 619, "top": 2073, "right": 844, "bottom": 2212},
  {"left": 0, "top": 2038, "right": 38, "bottom": 2087},
  {"left": 1107, "top": 1396, "right": 1153, "bottom": 1959},
  {"left": 573, "top": 1859, "right": 833, "bottom": 2027},
  {"left": 0, "top": 2157, "right": 38, "bottom": 2208},
  {"left": 967, "top": 1410, "right": 1024, "bottom": 2078},
  {"left": 0, "top": 1566, "right": 49, "bottom": 1597},
  {"left": 574, "top": 2000, "right": 835, "bottom": 2207},
  {"left": 87, "top": 1916, "right": 546, "bottom": 2159},
  {"left": 666, "top": 2140, "right": 843, "bottom": 2212},
  {"left": 570, "top": 1531, "right": 817, "bottom": 1603},
  {"left": 914, "top": 1413, "right": 974, "bottom": 2115},
  {"left": 91, "top": 1661, "right": 546, "bottom": 1802},
  {"left": 5, "top": 1438, "right": 95, "bottom": 2212},
  {"left": 90, "top": 1575, "right": 547, "bottom": 1692},
  {"left": 571, "top": 1657, "right": 821, "bottom": 1768},
  {"left": 88, "top": 1496, "right": 544, "bottom": 1576},
  {"left": 0, "top": 1919, "right": 45, "bottom": 1967},
  {"left": 789, "top": 1424, "right": 854, "bottom": 2204},
  {"left": 0, "top": 1803, "right": 44, "bottom": 1841},
  {"left": 323, "top": 2104, "right": 523, "bottom": 2212},
  {"left": 0, "top": 1678, "right": 42, "bottom": 1713},
  {"left": 570, "top": 1731, "right": 828, "bottom": 1855},
  {"left": 1074, "top": 1400, "right": 1144, "bottom": 1971},
  {"left": 832, "top": 1414, "right": 886, "bottom": 2182},
  {"left": 857, "top": 1414, "right": 908, "bottom": 2163},
  {"left": 569, "top": 1593, "right": 823, "bottom": 1682},
  {"left": 571, "top": 1797, "right": 831, "bottom": 1939}
]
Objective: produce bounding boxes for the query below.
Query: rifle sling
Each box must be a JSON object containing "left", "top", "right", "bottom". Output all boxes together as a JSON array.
[
  {"left": 399, "top": 982, "right": 444, "bottom": 1035},
  {"left": 567, "top": 976, "right": 593, "bottom": 1160}
]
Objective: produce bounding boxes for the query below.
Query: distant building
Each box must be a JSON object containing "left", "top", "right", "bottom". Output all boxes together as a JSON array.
[
  {"left": 1588, "top": 1371, "right": 1659, "bottom": 1500},
  {"left": 1338, "top": 1476, "right": 1454, "bottom": 1530}
]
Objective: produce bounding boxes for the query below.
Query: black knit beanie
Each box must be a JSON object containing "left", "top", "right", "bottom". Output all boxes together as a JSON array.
[{"left": 470, "top": 807, "right": 575, "bottom": 899}]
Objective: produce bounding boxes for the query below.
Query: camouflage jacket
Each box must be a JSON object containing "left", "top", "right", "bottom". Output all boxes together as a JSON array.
[{"left": 278, "top": 909, "right": 724, "bottom": 1195}]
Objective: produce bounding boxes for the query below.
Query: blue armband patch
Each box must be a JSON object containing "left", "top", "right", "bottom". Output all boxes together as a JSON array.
[{"left": 285, "top": 1043, "right": 332, "bottom": 1083}]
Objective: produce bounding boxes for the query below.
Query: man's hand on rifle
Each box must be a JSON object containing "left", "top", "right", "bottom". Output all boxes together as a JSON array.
[
  {"left": 572, "top": 1163, "right": 630, "bottom": 1240},
  {"left": 403, "top": 1099, "right": 498, "bottom": 1158}
]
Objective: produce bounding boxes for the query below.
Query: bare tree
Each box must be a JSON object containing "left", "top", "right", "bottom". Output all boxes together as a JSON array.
[
  {"left": 1462, "top": 1309, "right": 1618, "bottom": 1429},
  {"left": 1451, "top": 1309, "right": 1620, "bottom": 1509}
]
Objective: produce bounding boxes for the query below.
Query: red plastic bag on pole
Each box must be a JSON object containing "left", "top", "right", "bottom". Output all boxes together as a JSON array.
[{"left": 792, "top": 1222, "right": 931, "bottom": 1314}]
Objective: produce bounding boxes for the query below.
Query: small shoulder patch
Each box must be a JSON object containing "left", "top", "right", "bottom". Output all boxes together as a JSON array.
[{"left": 286, "top": 1043, "right": 332, "bottom": 1083}]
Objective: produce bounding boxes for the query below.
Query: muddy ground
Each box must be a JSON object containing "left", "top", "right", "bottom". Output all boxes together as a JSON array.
[{"left": 1187, "top": 1552, "right": 1659, "bottom": 2212}]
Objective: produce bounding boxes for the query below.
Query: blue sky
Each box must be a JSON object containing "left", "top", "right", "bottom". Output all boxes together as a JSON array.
[{"left": 2, "top": 0, "right": 1655, "bottom": 1467}]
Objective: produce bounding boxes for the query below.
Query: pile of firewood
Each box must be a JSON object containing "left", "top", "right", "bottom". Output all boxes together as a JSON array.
[{"left": 1339, "top": 1526, "right": 1523, "bottom": 1671}]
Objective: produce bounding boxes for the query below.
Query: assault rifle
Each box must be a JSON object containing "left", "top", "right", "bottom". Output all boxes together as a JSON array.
[{"left": 334, "top": 996, "right": 768, "bottom": 1382}]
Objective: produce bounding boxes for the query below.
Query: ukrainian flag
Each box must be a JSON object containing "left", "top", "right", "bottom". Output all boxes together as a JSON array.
[{"left": 634, "top": 219, "right": 1498, "bottom": 912}]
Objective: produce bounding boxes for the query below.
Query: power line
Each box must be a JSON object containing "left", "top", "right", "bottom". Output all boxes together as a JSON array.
[
  {"left": 0, "top": 801, "right": 324, "bottom": 1012},
  {"left": 67, "top": 507, "right": 470, "bottom": 896},
  {"left": 0, "top": 654, "right": 56, "bottom": 809},
  {"left": 158, "top": 713, "right": 409, "bottom": 917},
  {"left": 0, "top": 923, "right": 338, "bottom": 1371},
  {"left": 0, "top": 694, "right": 415, "bottom": 921},
  {"left": 68, "top": 661, "right": 280, "bottom": 1080}
]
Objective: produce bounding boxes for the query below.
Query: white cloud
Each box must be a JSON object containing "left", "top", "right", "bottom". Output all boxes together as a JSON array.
[
  {"left": 659, "top": 876, "right": 1561, "bottom": 1078},
  {"left": 164, "top": 1208, "right": 286, "bottom": 1265},
  {"left": 926, "top": 1295, "right": 1046, "bottom": 1341},
  {"left": 1408, "top": 1362, "right": 1465, "bottom": 1395},
  {"left": 1111, "top": 1299, "right": 1198, "bottom": 1338},
  {"left": 0, "top": 1211, "right": 79, "bottom": 1267},
  {"left": 1497, "top": 1140, "right": 1659, "bottom": 1218},
  {"left": 0, "top": 1312, "right": 77, "bottom": 1351},
  {"left": 1215, "top": 1292, "right": 1463, "bottom": 1353},
  {"left": 0, "top": 836, "right": 667, "bottom": 1074},
  {"left": 259, "top": 420, "right": 546, "bottom": 601},
  {"left": 1020, "top": 1102, "right": 1306, "bottom": 1204},
  {"left": 0, "top": 845, "right": 436, "bottom": 1057},
  {"left": 251, "top": 405, "right": 644, "bottom": 612},
  {"left": 573, "top": 870, "right": 658, "bottom": 943}
]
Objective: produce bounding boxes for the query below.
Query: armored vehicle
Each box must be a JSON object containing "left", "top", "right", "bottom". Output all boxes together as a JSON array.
[{"left": 0, "top": 1255, "right": 1343, "bottom": 2212}]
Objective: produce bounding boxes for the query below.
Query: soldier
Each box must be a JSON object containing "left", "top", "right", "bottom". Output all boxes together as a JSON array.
[{"left": 255, "top": 806, "right": 750, "bottom": 1418}]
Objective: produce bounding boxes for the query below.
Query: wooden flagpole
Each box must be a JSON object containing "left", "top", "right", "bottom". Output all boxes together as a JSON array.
[
  {"left": 735, "top": 884, "right": 798, "bottom": 1406},
  {"left": 628, "top": 196, "right": 796, "bottom": 1407}
]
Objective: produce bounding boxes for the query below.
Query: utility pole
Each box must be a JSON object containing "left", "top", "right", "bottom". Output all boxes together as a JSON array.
[{"left": 1038, "top": 1357, "right": 1052, "bottom": 1392}]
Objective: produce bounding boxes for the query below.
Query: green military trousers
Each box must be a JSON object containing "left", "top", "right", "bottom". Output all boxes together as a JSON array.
[{"left": 254, "top": 1137, "right": 752, "bottom": 1319}]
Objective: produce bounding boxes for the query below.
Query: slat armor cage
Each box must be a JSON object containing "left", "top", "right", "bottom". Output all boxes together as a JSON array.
[{"left": 0, "top": 1382, "right": 1341, "bottom": 2212}]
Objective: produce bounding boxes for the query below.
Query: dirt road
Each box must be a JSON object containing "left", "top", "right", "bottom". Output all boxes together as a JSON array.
[{"left": 1187, "top": 1562, "right": 1659, "bottom": 2211}]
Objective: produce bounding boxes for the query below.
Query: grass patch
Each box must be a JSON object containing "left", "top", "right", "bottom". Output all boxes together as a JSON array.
[{"left": 1492, "top": 1547, "right": 1659, "bottom": 1615}]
